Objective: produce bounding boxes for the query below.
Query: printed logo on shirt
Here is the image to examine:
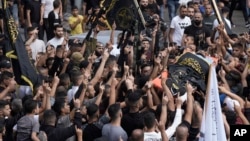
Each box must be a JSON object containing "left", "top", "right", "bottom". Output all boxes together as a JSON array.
[{"left": 178, "top": 22, "right": 189, "bottom": 29}]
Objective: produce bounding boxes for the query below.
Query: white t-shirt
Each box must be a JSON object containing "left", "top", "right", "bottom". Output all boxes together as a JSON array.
[
  {"left": 47, "top": 37, "right": 69, "bottom": 50},
  {"left": 67, "top": 86, "right": 79, "bottom": 102},
  {"left": 143, "top": 109, "right": 182, "bottom": 140},
  {"left": 170, "top": 16, "right": 191, "bottom": 46},
  {"left": 41, "top": 0, "right": 54, "bottom": 18},
  {"left": 212, "top": 18, "right": 231, "bottom": 40},
  {"left": 30, "top": 39, "right": 46, "bottom": 60}
]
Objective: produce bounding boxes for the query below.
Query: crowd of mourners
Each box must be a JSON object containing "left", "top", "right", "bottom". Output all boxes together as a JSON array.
[{"left": 0, "top": 0, "right": 250, "bottom": 141}]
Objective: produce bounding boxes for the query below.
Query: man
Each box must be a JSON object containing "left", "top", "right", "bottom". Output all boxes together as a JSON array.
[
  {"left": 47, "top": 24, "right": 68, "bottom": 50},
  {"left": 0, "top": 71, "right": 17, "bottom": 100},
  {"left": 102, "top": 104, "right": 128, "bottom": 141},
  {"left": 40, "top": 0, "right": 55, "bottom": 41},
  {"left": 25, "top": 26, "right": 46, "bottom": 61},
  {"left": 203, "top": 4, "right": 216, "bottom": 31},
  {"left": 187, "top": 6, "right": 195, "bottom": 20},
  {"left": 82, "top": 103, "right": 109, "bottom": 141},
  {"left": 26, "top": 0, "right": 43, "bottom": 39},
  {"left": 169, "top": 5, "right": 191, "bottom": 47},
  {"left": 121, "top": 89, "right": 144, "bottom": 137},
  {"left": 47, "top": 0, "right": 61, "bottom": 40},
  {"left": 68, "top": 6, "right": 84, "bottom": 35},
  {"left": 40, "top": 109, "right": 82, "bottom": 141},
  {"left": 182, "top": 12, "right": 214, "bottom": 50},
  {"left": 212, "top": 6, "right": 231, "bottom": 39}
]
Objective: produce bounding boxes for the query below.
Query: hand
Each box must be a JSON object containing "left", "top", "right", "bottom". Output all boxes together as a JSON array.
[
  {"left": 75, "top": 126, "right": 83, "bottom": 138},
  {"left": 52, "top": 73, "right": 60, "bottom": 85},
  {"left": 39, "top": 19, "right": 43, "bottom": 26},
  {"left": 88, "top": 53, "right": 97, "bottom": 63},
  {"left": 112, "top": 22, "right": 116, "bottom": 30},
  {"left": 162, "top": 94, "right": 169, "bottom": 105},
  {"left": 99, "top": 84, "right": 105, "bottom": 94},
  {"left": 64, "top": 58, "right": 70, "bottom": 65},
  {"left": 218, "top": 68, "right": 226, "bottom": 79},
  {"left": 124, "top": 62, "right": 129, "bottom": 74},
  {"left": 73, "top": 98, "right": 81, "bottom": 109},
  {"left": 102, "top": 48, "right": 110, "bottom": 60},
  {"left": 125, "top": 79, "right": 133, "bottom": 90},
  {"left": 186, "top": 81, "right": 195, "bottom": 94},
  {"left": 43, "top": 83, "right": 52, "bottom": 95},
  {"left": 145, "top": 81, "right": 153, "bottom": 89},
  {"left": 154, "top": 56, "right": 161, "bottom": 66}
]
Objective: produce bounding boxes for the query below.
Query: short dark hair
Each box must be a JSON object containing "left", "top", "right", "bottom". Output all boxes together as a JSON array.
[
  {"left": 70, "top": 70, "right": 82, "bottom": 85},
  {"left": 0, "top": 71, "right": 13, "bottom": 82},
  {"left": 59, "top": 73, "right": 70, "bottom": 86},
  {"left": 87, "top": 103, "right": 99, "bottom": 117},
  {"left": 71, "top": 5, "right": 78, "bottom": 11},
  {"left": 27, "top": 26, "right": 36, "bottom": 33},
  {"left": 108, "top": 104, "right": 121, "bottom": 121},
  {"left": 53, "top": 0, "right": 61, "bottom": 8},
  {"left": 23, "top": 99, "right": 38, "bottom": 114},
  {"left": 43, "top": 110, "right": 57, "bottom": 125},
  {"left": 143, "top": 111, "right": 156, "bottom": 129},
  {"left": 54, "top": 24, "right": 63, "bottom": 31},
  {"left": 0, "top": 100, "right": 9, "bottom": 110},
  {"left": 52, "top": 98, "right": 66, "bottom": 115}
]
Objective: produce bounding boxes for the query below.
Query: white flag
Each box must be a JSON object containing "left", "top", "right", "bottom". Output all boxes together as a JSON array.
[{"left": 199, "top": 65, "right": 227, "bottom": 141}]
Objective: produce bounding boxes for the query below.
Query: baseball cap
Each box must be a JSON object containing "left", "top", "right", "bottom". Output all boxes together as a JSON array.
[{"left": 71, "top": 52, "right": 84, "bottom": 64}]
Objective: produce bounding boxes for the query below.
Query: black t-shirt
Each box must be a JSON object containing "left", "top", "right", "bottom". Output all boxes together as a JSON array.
[
  {"left": 26, "top": 0, "right": 41, "bottom": 23},
  {"left": 184, "top": 24, "right": 211, "bottom": 50},
  {"left": 121, "top": 111, "right": 145, "bottom": 137},
  {"left": 83, "top": 123, "right": 102, "bottom": 141}
]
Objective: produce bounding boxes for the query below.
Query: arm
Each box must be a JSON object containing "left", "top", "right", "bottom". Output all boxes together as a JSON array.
[
  {"left": 165, "top": 97, "right": 183, "bottom": 139},
  {"left": 59, "top": 58, "right": 70, "bottom": 75},
  {"left": 168, "top": 28, "right": 175, "bottom": 43},
  {"left": 26, "top": 9, "right": 32, "bottom": 27},
  {"left": 160, "top": 94, "right": 168, "bottom": 125},
  {"left": 219, "top": 86, "right": 245, "bottom": 108},
  {"left": 69, "top": 16, "right": 81, "bottom": 30},
  {"left": 161, "top": 77, "right": 175, "bottom": 111},
  {"left": 31, "top": 132, "right": 39, "bottom": 141},
  {"left": 234, "top": 104, "right": 250, "bottom": 124},
  {"left": 90, "top": 49, "right": 109, "bottom": 86},
  {"left": 184, "top": 83, "right": 194, "bottom": 124},
  {"left": 95, "top": 85, "right": 105, "bottom": 106},
  {"left": 40, "top": 3, "right": 45, "bottom": 26},
  {"left": 181, "top": 34, "right": 188, "bottom": 47}
]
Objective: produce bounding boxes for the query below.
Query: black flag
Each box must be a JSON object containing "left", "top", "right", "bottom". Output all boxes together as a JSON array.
[{"left": 2, "top": 0, "right": 41, "bottom": 91}]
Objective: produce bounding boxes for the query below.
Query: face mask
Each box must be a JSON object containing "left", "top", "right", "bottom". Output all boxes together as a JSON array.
[{"left": 194, "top": 20, "right": 201, "bottom": 25}]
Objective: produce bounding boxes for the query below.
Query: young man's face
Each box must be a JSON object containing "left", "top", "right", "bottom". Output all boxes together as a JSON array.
[
  {"left": 54, "top": 27, "right": 64, "bottom": 38},
  {"left": 232, "top": 47, "right": 242, "bottom": 57},
  {"left": 72, "top": 9, "right": 79, "bottom": 16},
  {"left": 0, "top": 105, "right": 11, "bottom": 117}
]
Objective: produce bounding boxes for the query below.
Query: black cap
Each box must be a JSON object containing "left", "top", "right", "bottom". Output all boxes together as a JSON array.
[{"left": 0, "top": 60, "right": 11, "bottom": 69}]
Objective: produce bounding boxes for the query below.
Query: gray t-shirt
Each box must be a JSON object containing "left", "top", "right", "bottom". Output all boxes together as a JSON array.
[
  {"left": 57, "top": 115, "right": 76, "bottom": 141},
  {"left": 102, "top": 123, "right": 128, "bottom": 141},
  {"left": 16, "top": 115, "right": 40, "bottom": 141}
]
